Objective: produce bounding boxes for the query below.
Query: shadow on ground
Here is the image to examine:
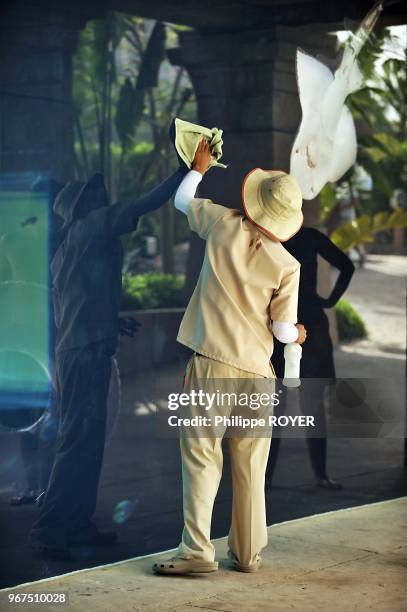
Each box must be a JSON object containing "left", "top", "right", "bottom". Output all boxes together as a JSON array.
[{"left": 0, "top": 359, "right": 406, "bottom": 589}]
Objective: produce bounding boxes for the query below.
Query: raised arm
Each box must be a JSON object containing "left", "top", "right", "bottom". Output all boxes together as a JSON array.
[
  {"left": 174, "top": 140, "right": 212, "bottom": 215},
  {"left": 315, "top": 229, "right": 355, "bottom": 308},
  {"left": 174, "top": 170, "right": 203, "bottom": 215},
  {"left": 107, "top": 169, "right": 186, "bottom": 236}
]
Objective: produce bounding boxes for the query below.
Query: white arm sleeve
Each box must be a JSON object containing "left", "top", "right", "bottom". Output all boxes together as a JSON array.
[
  {"left": 272, "top": 321, "right": 299, "bottom": 343},
  {"left": 174, "top": 170, "right": 203, "bottom": 215}
]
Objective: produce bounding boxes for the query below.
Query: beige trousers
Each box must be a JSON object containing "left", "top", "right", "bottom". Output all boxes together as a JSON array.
[{"left": 178, "top": 354, "right": 274, "bottom": 566}]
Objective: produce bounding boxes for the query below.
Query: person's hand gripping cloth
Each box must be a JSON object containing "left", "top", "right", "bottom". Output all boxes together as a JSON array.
[{"left": 169, "top": 117, "right": 227, "bottom": 174}]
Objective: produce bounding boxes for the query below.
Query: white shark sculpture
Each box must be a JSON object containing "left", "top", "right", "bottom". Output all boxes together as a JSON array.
[{"left": 290, "top": 1, "right": 384, "bottom": 200}]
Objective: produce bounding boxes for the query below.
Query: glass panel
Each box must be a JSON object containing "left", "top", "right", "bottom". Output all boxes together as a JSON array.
[{"left": 0, "top": 173, "right": 51, "bottom": 432}]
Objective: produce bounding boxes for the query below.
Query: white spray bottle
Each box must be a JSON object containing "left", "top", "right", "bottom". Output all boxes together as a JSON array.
[{"left": 283, "top": 342, "right": 302, "bottom": 388}]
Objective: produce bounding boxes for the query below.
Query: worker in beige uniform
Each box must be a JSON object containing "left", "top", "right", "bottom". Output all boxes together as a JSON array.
[{"left": 153, "top": 140, "right": 307, "bottom": 575}]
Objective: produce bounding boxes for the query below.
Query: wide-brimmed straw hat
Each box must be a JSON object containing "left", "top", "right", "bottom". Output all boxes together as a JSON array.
[{"left": 242, "top": 168, "right": 303, "bottom": 241}]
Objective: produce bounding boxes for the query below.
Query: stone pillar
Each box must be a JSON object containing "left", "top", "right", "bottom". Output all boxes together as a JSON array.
[
  {"left": 169, "top": 24, "right": 338, "bottom": 297},
  {"left": 0, "top": 3, "right": 87, "bottom": 183}
]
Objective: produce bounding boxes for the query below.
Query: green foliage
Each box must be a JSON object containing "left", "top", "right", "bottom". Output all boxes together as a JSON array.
[
  {"left": 115, "top": 21, "right": 166, "bottom": 153},
  {"left": 72, "top": 14, "right": 197, "bottom": 274},
  {"left": 329, "top": 28, "right": 406, "bottom": 249},
  {"left": 115, "top": 78, "right": 145, "bottom": 151},
  {"left": 320, "top": 184, "right": 337, "bottom": 223},
  {"left": 335, "top": 299, "right": 368, "bottom": 342},
  {"left": 347, "top": 28, "right": 406, "bottom": 207},
  {"left": 357, "top": 132, "right": 407, "bottom": 199},
  {"left": 73, "top": 16, "right": 195, "bottom": 189},
  {"left": 330, "top": 208, "right": 407, "bottom": 251},
  {"left": 121, "top": 273, "right": 185, "bottom": 310},
  {"left": 72, "top": 12, "right": 129, "bottom": 187},
  {"left": 136, "top": 21, "right": 166, "bottom": 89}
]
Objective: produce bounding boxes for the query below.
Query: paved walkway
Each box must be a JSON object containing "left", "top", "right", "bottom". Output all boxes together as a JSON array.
[
  {"left": 335, "top": 254, "right": 406, "bottom": 379},
  {"left": 0, "top": 255, "right": 405, "bottom": 590},
  {"left": 2, "top": 497, "right": 406, "bottom": 611}
]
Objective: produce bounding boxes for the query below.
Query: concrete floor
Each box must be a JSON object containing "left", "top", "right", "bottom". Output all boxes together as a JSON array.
[
  {"left": 0, "top": 254, "right": 406, "bottom": 591},
  {"left": 335, "top": 254, "right": 406, "bottom": 380},
  {"left": 2, "top": 497, "right": 406, "bottom": 611}
]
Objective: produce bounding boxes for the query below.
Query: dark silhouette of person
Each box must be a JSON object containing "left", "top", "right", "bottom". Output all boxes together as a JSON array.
[
  {"left": 29, "top": 168, "right": 185, "bottom": 559},
  {"left": 267, "top": 227, "right": 354, "bottom": 489}
]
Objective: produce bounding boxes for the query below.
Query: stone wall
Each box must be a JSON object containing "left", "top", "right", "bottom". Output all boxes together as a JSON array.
[{"left": 0, "top": 3, "right": 86, "bottom": 182}]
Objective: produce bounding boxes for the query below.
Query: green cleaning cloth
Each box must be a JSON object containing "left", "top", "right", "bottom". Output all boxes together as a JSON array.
[{"left": 174, "top": 117, "right": 227, "bottom": 170}]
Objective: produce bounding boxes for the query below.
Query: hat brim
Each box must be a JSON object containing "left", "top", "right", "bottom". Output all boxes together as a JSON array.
[{"left": 242, "top": 168, "right": 303, "bottom": 242}]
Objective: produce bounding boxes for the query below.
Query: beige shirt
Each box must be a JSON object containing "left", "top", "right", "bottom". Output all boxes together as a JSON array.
[{"left": 177, "top": 198, "right": 301, "bottom": 377}]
